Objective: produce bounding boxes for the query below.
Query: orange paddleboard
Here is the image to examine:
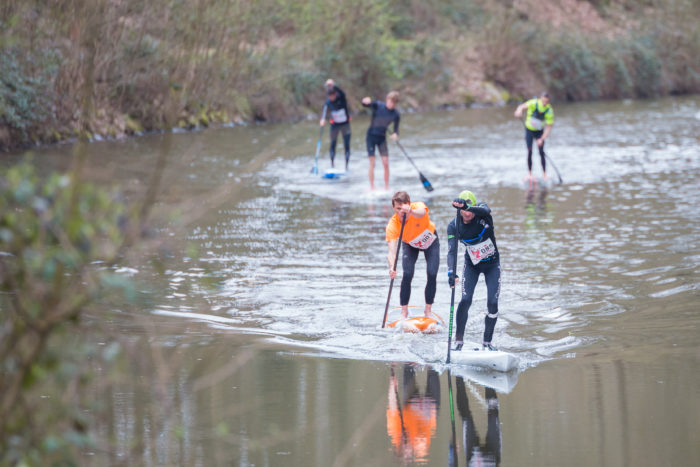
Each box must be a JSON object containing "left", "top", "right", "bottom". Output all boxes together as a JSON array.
[{"left": 387, "top": 316, "right": 443, "bottom": 334}]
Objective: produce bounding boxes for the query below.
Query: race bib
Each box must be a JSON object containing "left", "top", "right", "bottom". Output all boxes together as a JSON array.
[
  {"left": 407, "top": 229, "right": 436, "bottom": 250},
  {"left": 529, "top": 116, "right": 544, "bottom": 130},
  {"left": 466, "top": 238, "right": 495, "bottom": 265},
  {"left": 331, "top": 108, "right": 348, "bottom": 124}
]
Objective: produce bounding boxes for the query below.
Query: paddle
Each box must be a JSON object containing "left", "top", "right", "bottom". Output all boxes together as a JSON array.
[
  {"left": 381, "top": 213, "right": 407, "bottom": 328},
  {"left": 311, "top": 104, "right": 327, "bottom": 175},
  {"left": 446, "top": 210, "right": 459, "bottom": 364},
  {"left": 396, "top": 141, "right": 434, "bottom": 192},
  {"left": 545, "top": 153, "right": 563, "bottom": 185}
]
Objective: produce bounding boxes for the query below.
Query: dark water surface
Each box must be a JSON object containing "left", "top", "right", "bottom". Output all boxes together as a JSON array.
[{"left": 16, "top": 96, "right": 700, "bottom": 465}]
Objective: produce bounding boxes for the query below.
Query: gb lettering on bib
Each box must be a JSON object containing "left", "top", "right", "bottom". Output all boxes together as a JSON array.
[
  {"left": 408, "top": 229, "right": 436, "bottom": 250},
  {"left": 466, "top": 238, "right": 495, "bottom": 265},
  {"left": 331, "top": 108, "right": 348, "bottom": 124}
]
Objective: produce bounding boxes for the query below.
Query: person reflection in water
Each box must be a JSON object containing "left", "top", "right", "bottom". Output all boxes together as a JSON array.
[
  {"left": 386, "top": 364, "right": 440, "bottom": 464},
  {"left": 455, "top": 376, "right": 502, "bottom": 466},
  {"left": 525, "top": 183, "right": 548, "bottom": 210}
]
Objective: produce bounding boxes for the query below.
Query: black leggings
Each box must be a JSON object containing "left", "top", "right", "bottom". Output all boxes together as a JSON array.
[
  {"left": 525, "top": 128, "right": 546, "bottom": 173},
  {"left": 330, "top": 123, "right": 351, "bottom": 166},
  {"left": 400, "top": 236, "right": 440, "bottom": 306},
  {"left": 455, "top": 259, "right": 500, "bottom": 343}
]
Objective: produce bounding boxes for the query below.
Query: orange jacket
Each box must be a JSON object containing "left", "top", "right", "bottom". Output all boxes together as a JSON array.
[{"left": 385, "top": 202, "right": 437, "bottom": 250}]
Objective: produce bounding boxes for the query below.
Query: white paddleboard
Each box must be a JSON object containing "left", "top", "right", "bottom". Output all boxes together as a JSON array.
[{"left": 438, "top": 342, "right": 519, "bottom": 372}]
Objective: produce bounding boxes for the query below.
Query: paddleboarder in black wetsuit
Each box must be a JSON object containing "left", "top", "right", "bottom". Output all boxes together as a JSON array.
[
  {"left": 446, "top": 190, "right": 501, "bottom": 351},
  {"left": 320, "top": 79, "right": 351, "bottom": 170},
  {"left": 361, "top": 91, "right": 400, "bottom": 190}
]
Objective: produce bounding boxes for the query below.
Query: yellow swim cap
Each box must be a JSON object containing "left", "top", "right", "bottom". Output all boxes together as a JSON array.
[{"left": 457, "top": 190, "right": 476, "bottom": 206}]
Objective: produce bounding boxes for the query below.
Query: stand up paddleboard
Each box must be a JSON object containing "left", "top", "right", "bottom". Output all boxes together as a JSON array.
[
  {"left": 387, "top": 316, "right": 444, "bottom": 334},
  {"left": 322, "top": 168, "right": 348, "bottom": 180},
  {"left": 438, "top": 342, "right": 519, "bottom": 372}
]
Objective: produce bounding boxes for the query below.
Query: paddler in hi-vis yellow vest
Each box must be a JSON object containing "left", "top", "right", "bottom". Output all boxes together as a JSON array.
[
  {"left": 514, "top": 91, "right": 554, "bottom": 181},
  {"left": 386, "top": 191, "right": 440, "bottom": 319}
]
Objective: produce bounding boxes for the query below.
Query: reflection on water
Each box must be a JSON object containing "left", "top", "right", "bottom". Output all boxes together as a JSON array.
[
  {"left": 387, "top": 364, "right": 441, "bottom": 464},
  {"left": 524, "top": 185, "right": 549, "bottom": 214},
  {"left": 387, "top": 365, "right": 516, "bottom": 467},
  {"left": 386, "top": 366, "right": 507, "bottom": 466},
  {"left": 10, "top": 96, "right": 700, "bottom": 466},
  {"left": 452, "top": 372, "right": 502, "bottom": 467}
]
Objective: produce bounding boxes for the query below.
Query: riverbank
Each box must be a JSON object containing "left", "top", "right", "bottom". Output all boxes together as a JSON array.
[{"left": 1, "top": 0, "right": 698, "bottom": 152}]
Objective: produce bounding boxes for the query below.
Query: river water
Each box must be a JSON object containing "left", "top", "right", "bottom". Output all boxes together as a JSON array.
[{"left": 15, "top": 96, "right": 700, "bottom": 465}]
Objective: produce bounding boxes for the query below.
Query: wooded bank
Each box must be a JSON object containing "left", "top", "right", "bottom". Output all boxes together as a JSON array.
[{"left": 1, "top": 0, "right": 698, "bottom": 151}]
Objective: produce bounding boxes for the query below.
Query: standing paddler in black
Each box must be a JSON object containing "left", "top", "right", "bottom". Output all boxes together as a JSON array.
[
  {"left": 319, "top": 78, "right": 352, "bottom": 170},
  {"left": 447, "top": 190, "right": 501, "bottom": 351},
  {"left": 361, "top": 91, "right": 400, "bottom": 190}
]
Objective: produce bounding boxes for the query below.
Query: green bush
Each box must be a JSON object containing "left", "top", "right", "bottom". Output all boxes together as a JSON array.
[
  {"left": 0, "top": 48, "right": 60, "bottom": 147},
  {"left": 0, "top": 161, "right": 133, "bottom": 462}
]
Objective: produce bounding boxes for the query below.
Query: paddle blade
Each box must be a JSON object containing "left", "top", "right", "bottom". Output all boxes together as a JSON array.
[{"left": 419, "top": 173, "right": 434, "bottom": 192}]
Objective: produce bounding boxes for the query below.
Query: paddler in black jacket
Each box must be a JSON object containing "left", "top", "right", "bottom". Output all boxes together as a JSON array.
[
  {"left": 361, "top": 90, "right": 400, "bottom": 190},
  {"left": 446, "top": 190, "right": 501, "bottom": 351},
  {"left": 320, "top": 78, "right": 352, "bottom": 170}
]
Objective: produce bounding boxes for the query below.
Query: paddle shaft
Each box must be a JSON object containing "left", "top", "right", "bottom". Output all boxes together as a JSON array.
[
  {"left": 311, "top": 105, "right": 327, "bottom": 174},
  {"left": 545, "top": 153, "right": 563, "bottom": 185},
  {"left": 382, "top": 214, "right": 407, "bottom": 328},
  {"left": 396, "top": 141, "right": 434, "bottom": 192},
  {"left": 446, "top": 284, "right": 456, "bottom": 364},
  {"left": 446, "top": 211, "right": 459, "bottom": 364}
]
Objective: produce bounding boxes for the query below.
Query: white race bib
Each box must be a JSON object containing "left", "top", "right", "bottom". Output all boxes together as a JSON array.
[
  {"left": 528, "top": 116, "right": 544, "bottom": 130},
  {"left": 466, "top": 238, "right": 495, "bottom": 265},
  {"left": 407, "top": 229, "right": 436, "bottom": 250},
  {"left": 331, "top": 108, "right": 348, "bottom": 124}
]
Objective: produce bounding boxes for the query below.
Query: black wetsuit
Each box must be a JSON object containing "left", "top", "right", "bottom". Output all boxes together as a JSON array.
[
  {"left": 447, "top": 203, "right": 501, "bottom": 344},
  {"left": 362, "top": 100, "right": 400, "bottom": 156},
  {"left": 323, "top": 86, "right": 351, "bottom": 168}
]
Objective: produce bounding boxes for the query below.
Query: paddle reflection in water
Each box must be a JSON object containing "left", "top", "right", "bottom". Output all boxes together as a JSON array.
[{"left": 387, "top": 364, "right": 441, "bottom": 464}]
